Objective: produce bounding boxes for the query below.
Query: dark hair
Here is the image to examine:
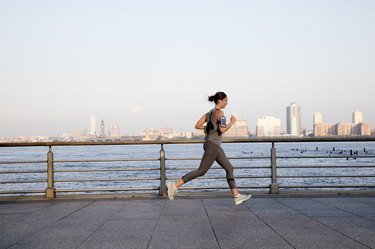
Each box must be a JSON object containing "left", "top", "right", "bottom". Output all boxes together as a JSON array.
[{"left": 208, "top": 92, "right": 227, "bottom": 104}]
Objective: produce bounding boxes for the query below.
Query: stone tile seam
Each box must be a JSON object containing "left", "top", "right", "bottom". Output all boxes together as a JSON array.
[
  {"left": 202, "top": 199, "right": 223, "bottom": 249},
  {"left": 312, "top": 198, "right": 375, "bottom": 223},
  {"left": 4, "top": 201, "right": 95, "bottom": 249},
  {"left": 280, "top": 198, "right": 373, "bottom": 249},
  {"left": 146, "top": 199, "right": 167, "bottom": 249},
  {"left": 75, "top": 201, "right": 129, "bottom": 249},
  {"left": 245, "top": 203, "right": 297, "bottom": 249}
]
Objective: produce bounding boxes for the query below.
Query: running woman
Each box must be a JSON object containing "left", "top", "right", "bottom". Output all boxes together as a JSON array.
[{"left": 167, "top": 91, "right": 252, "bottom": 205}]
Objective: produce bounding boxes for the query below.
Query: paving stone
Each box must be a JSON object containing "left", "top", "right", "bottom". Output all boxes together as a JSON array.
[
  {"left": 0, "top": 197, "right": 374, "bottom": 249},
  {"left": 78, "top": 219, "right": 157, "bottom": 249},
  {"left": 203, "top": 200, "right": 293, "bottom": 249},
  {"left": 251, "top": 202, "right": 370, "bottom": 249},
  {"left": 315, "top": 216, "right": 375, "bottom": 248},
  {"left": 0, "top": 201, "right": 91, "bottom": 248},
  {"left": 149, "top": 216, "right": 219, "bottom": 249}
]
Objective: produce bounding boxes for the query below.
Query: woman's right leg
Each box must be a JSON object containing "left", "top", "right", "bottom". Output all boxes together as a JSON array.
[
  {"left": 167, "top": 141, "right": 218, "bottom": 200},
  {"left": 180, "top": 140, "right": 218, "bottom": 186}
]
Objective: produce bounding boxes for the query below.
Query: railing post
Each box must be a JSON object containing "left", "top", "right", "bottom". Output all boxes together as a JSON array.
[
  {"left": 159, "top": 144, "right": 167, "bottom": 196},
  {"left": 270, "top": 142, "right": 279, "bottom": 194},
  {"left": 45, "top": 146, "right": 56, "bottom": 199}
]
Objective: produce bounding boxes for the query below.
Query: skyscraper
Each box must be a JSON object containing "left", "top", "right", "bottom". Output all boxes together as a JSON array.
[
  {"left": 100, "top": 120, "right": 105, "bottom": 137},
  {"left": 90, "top": 116, "right": 96, "bottom": 136},
  {"left": 286, "top": 102, "right": 302, "bottom": 136},
  {"left": 313, "top": 112, "right": 322, "bottom": 124},
  {"left": 352, "top": 111, "right": 363, "bottom": 124}
]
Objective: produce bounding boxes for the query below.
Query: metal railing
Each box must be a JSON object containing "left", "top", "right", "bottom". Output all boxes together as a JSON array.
[{"left": 0, "top": 137, "right": 375, "bottom": 199}]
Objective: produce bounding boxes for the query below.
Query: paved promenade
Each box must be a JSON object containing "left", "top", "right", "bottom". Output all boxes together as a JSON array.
[{"left": 0, "top": 196, "right": 374, "bottom": 249}]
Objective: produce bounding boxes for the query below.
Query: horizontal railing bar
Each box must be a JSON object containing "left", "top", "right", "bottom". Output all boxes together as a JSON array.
[
  {"left": 179, "top": 185, "right": 270, "bottom": 190},
  {"left": 55, "top": 187, "right": 159, "bottom": 192},
  {"left": 278, "top": 175, "right": 375, "bottom": 178},
  {"left": 279, "top": 185, "right": 375, "bottom": 188},
  {"left": 166, "top": 157, "right": 201, "bottom": 161},
  {"left": 54, "top": 158, "right": 159, "bottom": 163},
  {"left": 0, "top": 170, "right": 46, "bottom": 174},
  {"left": 166, "top": 166, "right": 270, "bottom": 170},
  {"left": 166, "top": 156, "right": 270, "bottom": 161},
  {"left": 0, "top": 190, "right": 45, "bottom": 194},
  {"left": 0, "top": 160, "right": 46, "bottom": 164},
  {"left": 230, "top": 157, "right": 270, "bottom": 160},
  {"left": 202, "top": 176, "right": 271, "bottom": 179},
  {"left": 278, "top": 165, "right": 375, "bottom": 168},
  {"left": 278, "top": 155, "right": 375, "bottom": 159},
  {"left": 166, "top": 176, "right": 271, "bottom": 180},
  {"left": 0, "top": 180, "right": 46, "bottom": 184},
  {"left": 54, "top": 177, "right": 160, "bottom": 182},
  {"left": 54, "top": 168, "right": 159, "bottom": 173}
]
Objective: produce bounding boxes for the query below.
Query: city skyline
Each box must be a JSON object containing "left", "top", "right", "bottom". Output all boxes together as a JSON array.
[
  {"left": 53, "top": 109, "right": 375, "bottom": 136},
  {"left": 62, "top": 110, "right": 374, "bottom": 138},
  {"left": 1, "top": 1, "right": 374, "bottom": 137},
  {"left": 2, "top": 108, "right": 371, "bottom": 140}
]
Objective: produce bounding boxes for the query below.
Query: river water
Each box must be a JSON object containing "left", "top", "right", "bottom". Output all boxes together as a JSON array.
[{"left": 0, "top": 142, "right": 374, "bottom": 195}]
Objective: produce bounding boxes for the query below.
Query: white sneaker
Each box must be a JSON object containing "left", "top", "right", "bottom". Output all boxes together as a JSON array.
[
  {"left": 234, "top": 194, "right": 252, "bottom": 205},
  {"left": 167, "top": 182, "right": 177, "bottom": 200}
]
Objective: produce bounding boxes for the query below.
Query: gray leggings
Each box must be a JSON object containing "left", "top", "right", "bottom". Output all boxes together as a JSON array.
[{"left": 182, "top": 140, "right": 236, "bottom": 189}]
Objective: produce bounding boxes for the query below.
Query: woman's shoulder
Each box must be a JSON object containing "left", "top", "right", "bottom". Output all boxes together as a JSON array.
[{"left": 214, "top": 109, "right": 224, "bottom": 116}]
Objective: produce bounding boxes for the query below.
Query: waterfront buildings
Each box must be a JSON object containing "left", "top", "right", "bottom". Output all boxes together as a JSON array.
[
  {"left": 353, "top": 110, "right": 363, "bottom": 124},
  {"left": 286, "top": 102, "right": 302, "bottom": 136},
  {"left": 314, "top": 111, "right": 371, "bottom": 136},
  {"left": 256, "top": 116, "right": 281, "bottom": 137},
  {"left": 109, "top": 125, "right": 120, "bottom": 137},
  {"left": 143, "top": 127, "right": 193, "bottom": 140},
  {"left": 313, "top": 112, "right": 323, "bottom": 125},
  {"left": 223, "top": 117, "right": 249, "bottom": 138},
  {"left": 73, "top": 128, "right": 87, "bottom": 138}
]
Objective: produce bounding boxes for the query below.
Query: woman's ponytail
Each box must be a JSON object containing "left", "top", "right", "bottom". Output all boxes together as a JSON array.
[
  {"left": 208, "top": 92, "right": 227, "bottom": 104},
  {"left": 208, "top": 95, "right": 215, "bottom": 102}
]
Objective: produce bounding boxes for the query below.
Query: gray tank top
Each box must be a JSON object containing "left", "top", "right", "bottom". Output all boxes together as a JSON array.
[{"left": 205, "top": 109, "right": 222, "bottom": 146}]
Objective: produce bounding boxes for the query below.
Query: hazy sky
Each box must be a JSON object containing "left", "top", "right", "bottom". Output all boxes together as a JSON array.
[{"left": 1, "top": 0, "right": 374, "bottom": 137}]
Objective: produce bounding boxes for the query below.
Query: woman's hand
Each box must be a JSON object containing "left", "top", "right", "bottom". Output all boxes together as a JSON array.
[{"left": 230, "top": 115, "right": 237, "bottom": 124}]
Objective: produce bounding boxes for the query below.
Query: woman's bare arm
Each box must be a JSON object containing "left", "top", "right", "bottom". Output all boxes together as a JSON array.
[{"left": 195, "top": 113, "right": 207, "bottom": 130}]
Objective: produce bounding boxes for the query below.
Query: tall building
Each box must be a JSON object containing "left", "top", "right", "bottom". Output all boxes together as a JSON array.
[
  {"left": 90, "top": 116, "right": 96, "bottom": 136},
  {"left": 313, "top": 112, "right": 323, "bottom": 124},
  {"left": 100, "top": 120, "right": 105, "bottom": 137},
  {"left": 256, "top": 116, "right": 281, "bottom": 137},
  {"left": 352, "top": 111, "right": 363, "bottom": 124},
  {"left": 286, "top": 102, "right": 302, "bottom": 135}
]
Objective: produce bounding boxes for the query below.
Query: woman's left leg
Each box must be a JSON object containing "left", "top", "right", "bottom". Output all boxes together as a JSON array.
[
  {"left": 215, "top": 147, "right": 238, "bottom": 196},
  {"left": 215, "top": 147, "right": 252, "bottom": 205}
]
